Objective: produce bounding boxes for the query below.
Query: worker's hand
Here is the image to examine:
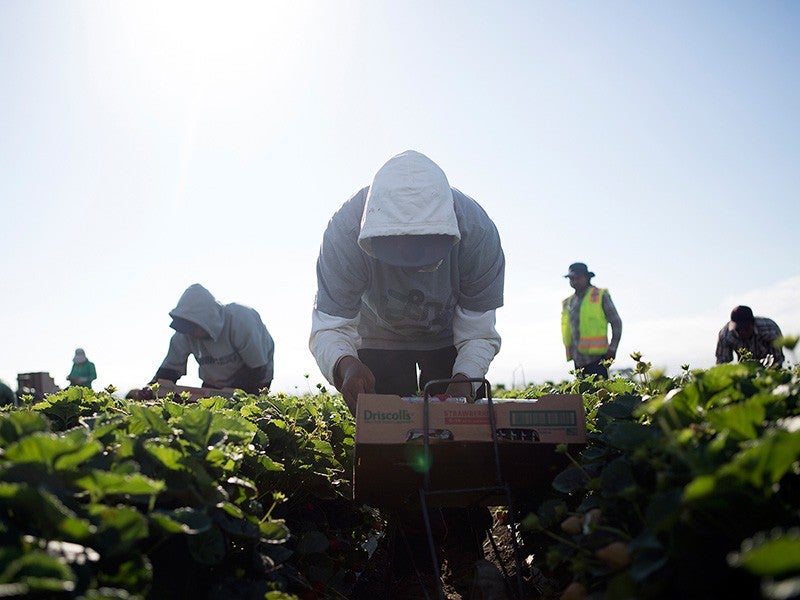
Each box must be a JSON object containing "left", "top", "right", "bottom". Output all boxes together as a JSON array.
[
  {"left": 603, "top": 350, "right": 617, "bottom": 361},
  {"left": 137, "top": 386, "right": 155, "bottom": 401},
  {"left": 445, "top": 373, "right": 475, "bottom": 402},
  {"left": 335, "top": 356, "right": 375, "bottom": 414}
]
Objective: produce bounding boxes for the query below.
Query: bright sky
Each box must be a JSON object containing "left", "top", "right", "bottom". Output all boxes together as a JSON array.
[{"left": 2, "top": 1, "right": 799, "bottom": 396}]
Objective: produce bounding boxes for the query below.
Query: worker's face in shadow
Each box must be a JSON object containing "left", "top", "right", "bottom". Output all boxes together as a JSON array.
[
  {"left": 568, "top": 274, "right": 589, "bottom": 292},
  {"left": 733, "top": 321, "right": 755, "bottom": 341},
  {"left": 189, "top": 325, "right": 211, "bottom": 339}
]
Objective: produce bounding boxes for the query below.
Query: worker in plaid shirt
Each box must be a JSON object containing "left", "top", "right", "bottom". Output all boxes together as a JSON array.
[{"left": 716, "top": 305, "right": 785, "bottom": 367}]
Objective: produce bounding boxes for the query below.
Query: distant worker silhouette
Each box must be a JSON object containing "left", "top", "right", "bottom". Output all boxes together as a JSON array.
[
  {"left": 67, "top": 348, "right": 97, "bottom": 389},
  {"left": 716, "top": 305, "right": 784, "bottom": 367},
  {"left": 561, "top": 262, "right": 622, "bottom": 379}
]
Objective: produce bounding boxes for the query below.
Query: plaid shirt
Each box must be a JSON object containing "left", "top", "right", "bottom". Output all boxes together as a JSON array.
[{"left": 716, "top": 316, "right": 784, "bottom": 367}]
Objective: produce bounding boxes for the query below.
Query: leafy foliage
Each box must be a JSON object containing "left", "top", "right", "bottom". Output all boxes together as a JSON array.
[
  {"left": 0, "top": 385, "right": 378, "bottom": 599},
  {"left": 4, "top": 353, "right": 799, "bottom": 599},
  {"left": 502, "top": 356, "right": 800, "bottom": 600}
]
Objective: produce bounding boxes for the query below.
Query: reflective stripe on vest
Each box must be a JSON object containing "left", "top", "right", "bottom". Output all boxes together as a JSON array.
[{"left": 562, "top": 287, "right": 609, "bottom": 357}]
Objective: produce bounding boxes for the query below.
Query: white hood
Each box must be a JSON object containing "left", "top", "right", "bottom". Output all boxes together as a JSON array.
[
  {"left": 358, "top": 150, "right": 460, "bottom": 257},
  {"left": 169, "top": 284, "right": 226, "bottom": 341}
]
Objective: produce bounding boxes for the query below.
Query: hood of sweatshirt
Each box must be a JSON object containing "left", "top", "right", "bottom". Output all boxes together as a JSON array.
[
  {"left": 168, "top": 284, "right": 225, "bottom": 342},
  {"left": 358, "top": 150, "right": 460, "bottom": 266}
]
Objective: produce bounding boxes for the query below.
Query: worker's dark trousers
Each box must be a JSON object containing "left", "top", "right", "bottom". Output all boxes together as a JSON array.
[
  {"left": 576, "top": 358, "right": 608, "bottom": 379},
  {"left": 358, "top": 346, "right": 487, "bottom": 398},
  {"left": 358, "top": 347, "right": 492, "bottom": 580}
]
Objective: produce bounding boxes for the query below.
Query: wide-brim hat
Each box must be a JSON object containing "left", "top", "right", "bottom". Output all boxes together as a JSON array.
[
  {"left": 370, "top": 234, "right": 454, "bottom": 268},
  {"left": 564, "top": 262, "right": 595, "bottom": 278}
]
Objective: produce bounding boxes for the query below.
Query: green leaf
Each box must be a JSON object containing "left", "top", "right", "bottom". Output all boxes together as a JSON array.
[
  {"left": 127, "top": 405, "right": 172, "bottom": 436},
  {"left": 34, "top": 397, "right": 83, "bottom": 430},
  {"left": 259, "top": 520, "right": 291, "bottom": 543},
  {"left": 217, "top": 501, "right": 244, "bottom": 519},
  {"left": 650, "top": 386, "right": 702, "bottom": 429},
  {"left": 224, "top": 476, "right": 258, "bottom": 504},
  {"left": 256, "top": 454, "right": 284, "bottom": 473},
  {"left": 214, "top": 512, "right": 260, "bottom": 541},
  {"left": 0, "top": 485, "right": 94, "bottom": 540},
  {"left": 551, "top": 466, "right": 589, "bottom": 494},
  {"left": 597, "top": 394, "right": 642, "bottom": 420},
  {"left": 142, "top": 441, "right": 184, "bottom": 471},
  {"left": 5, "top": 430, "right": 93, "bottom": 470},
  {"left": 209, "top": 412, "right": 257, "bottom": 444},
  {"left": 174, "top": 408, "right": 213, "bottom": 447},
  {"left": 187, "top": 526, "right": 227, "bottom": 566},
  {"left": 700, "top": 363, "right": 754, "bottom": 396},
  {"left": 727, "top": 429, "right": 800, "bottom": 488},
  {"left": 601, "top": 421, "right": 658, "bottom": 451},
  {"left": 197, "top": 396, "right": 229, "bottom": 412},
  {"left": 95, "top": 554, "right": 152, "bottom": 592},
  {"left": 707, "top": 398, "right": 765, "bottom": 441},
  {"left": 82, "top": 588, "right": 142, "bottom": 599},
  {"left": 149, "top": 508, "right": 212, "bottom": 535},
  {"left": 603, "top": 379, "right": 637, "bottom": 395},
  {"left": 89, "top": 504, "right": 150, "bottom": 558},
  {"left": 54, "top": 439, "right": 103, "bottom": 471},
  {"left": 264, "top": 592, "right": 301, "bottom": 600},
  {"left": 0, "top": 410, "right": 49, "bottom": 445},
  {"left": 683, "top": 474, "right": 717, "bottom": 501},
  {"left": 0, "top": 550, "right": 77, "bottom": 591},
  {"left": 728, "top": 529, "right": 800, "bottom": 576},
  {"left": 74, "top": 470, "right": 165, "bottom": 499},
  {"left": 81, "top": 414, "right": 128, "bottom": 441}
]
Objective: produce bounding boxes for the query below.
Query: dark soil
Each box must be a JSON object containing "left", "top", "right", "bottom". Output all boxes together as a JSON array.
[{"left": 351, "top": 514, "right": 562, "bottom": 600}]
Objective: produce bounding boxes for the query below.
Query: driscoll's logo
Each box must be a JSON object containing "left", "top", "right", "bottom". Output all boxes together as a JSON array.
[{"left": 363, "top": 409, "right": 412, "bottom": 423}]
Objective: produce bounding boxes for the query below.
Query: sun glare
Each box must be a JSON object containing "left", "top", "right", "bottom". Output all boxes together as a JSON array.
[{"left": 113, "top": 1, "right": 316, "bottom": 106}]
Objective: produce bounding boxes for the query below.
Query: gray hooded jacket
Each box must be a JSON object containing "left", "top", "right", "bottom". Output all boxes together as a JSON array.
[
  {"left": 310, "top": 150, "right": 504, "bottom": 383},
  {"left": 159, "top": 284, "right": 274, "bottom": 389}
]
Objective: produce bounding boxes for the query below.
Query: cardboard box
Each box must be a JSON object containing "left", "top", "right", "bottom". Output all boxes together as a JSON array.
[
  {"left": 17, "top": 372, "right": 59, "bottom": 401},
  {"left": 154, "top": 380, "right": 236, "bottom": 402},
  {"left": 354, "top": 393, "right": 586, "bottom": 508}
]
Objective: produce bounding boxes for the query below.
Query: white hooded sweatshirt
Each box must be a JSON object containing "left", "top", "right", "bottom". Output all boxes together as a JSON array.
[
  {"left": 310, "top": 150, "right": 504, "bottom": 384},
  {"left": 159, "top": 284, "right": 274, "bottom": 388}
]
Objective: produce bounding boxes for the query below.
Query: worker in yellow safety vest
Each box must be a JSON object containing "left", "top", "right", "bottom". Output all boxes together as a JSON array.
[{"left": 561, "top": 262, "right": 622, "bottom": 379}]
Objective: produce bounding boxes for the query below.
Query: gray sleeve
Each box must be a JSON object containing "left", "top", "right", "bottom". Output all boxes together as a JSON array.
[
  {"left": 230, "top": 307, "right": 274, "bottom": 376},
  {"left": 454, "top": 191, "right": 505, "bottom": 312},
  {"left": 158, "top": 334, "right": 191, "bottom": 377},
  {"left": 314, "top": 191, "right": 370, "bottom": 319}
]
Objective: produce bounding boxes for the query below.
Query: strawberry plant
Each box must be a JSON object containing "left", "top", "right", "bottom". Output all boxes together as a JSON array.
[
  {"left": 0, "top": 385, "right": 381, "bottom": 599},
  {"left": 504, "top": 356, "right": 800, "bottom": 599}
]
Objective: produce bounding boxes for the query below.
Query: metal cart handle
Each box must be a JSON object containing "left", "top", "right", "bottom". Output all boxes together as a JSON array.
[{"left": 422, "top": 376, "right": 491, "bottom": 404}]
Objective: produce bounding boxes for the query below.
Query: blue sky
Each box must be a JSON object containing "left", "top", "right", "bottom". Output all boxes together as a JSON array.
[{"left": 2, "top": 1, "right": 798, "bottom": 395}]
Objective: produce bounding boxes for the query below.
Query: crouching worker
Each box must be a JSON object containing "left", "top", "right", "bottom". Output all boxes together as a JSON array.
[
  {"left": 310, "top": 150, "right": 505, "bottom": 597},
  {"left": 148, "top": 283, "right": 274, "bottom": 395}
]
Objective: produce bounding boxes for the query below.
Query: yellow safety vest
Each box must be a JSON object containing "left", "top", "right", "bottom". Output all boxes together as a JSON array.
[{"left": 561, "top": 287, "right": 609, "bottom": 359}]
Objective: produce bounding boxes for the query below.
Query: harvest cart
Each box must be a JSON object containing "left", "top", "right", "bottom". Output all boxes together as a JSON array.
[
  {"left": 418, "top": 378, "right": 525, "bottom": 600},
  {"left": 354, "top": 380, "right": 587, "bottom": 599}
]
